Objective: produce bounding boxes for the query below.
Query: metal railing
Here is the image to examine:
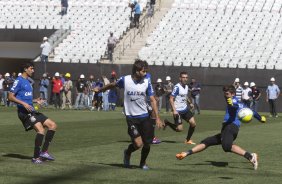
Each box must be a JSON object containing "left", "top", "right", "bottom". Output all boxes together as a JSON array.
[{"left": 113, "top": 0, "right": 162, "bottom": 62}]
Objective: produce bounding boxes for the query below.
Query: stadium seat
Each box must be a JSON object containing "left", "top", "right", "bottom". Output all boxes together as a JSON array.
[{"left": 138, "top": 0, "right": 282, "bottom": 69}]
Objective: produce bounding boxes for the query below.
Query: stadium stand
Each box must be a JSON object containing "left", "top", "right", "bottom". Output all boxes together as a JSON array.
[
  {"left": 0, "top": 0, "right": 148, "bottom": 63},
  {"left": 139, "top": 0, "right": 282, "bottom": 69}
]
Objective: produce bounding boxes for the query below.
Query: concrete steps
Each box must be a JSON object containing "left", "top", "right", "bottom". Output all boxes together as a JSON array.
[{"left": 106, "top": 0, "right": 174, "bottom": 65}]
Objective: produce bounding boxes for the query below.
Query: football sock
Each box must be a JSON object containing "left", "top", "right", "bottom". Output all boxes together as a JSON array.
[
  {"left": 244, "top": 152, "right": 253, "bottom": 160},
  {"left": 165, "top": 120, "right": 178, "bottom": 131},
  {"left": 185, "top": 150, "right": 193, "bottom": 155},
  {"left": 140, "top": 145, "right": 151, "bottom": 166},
  {"left": 126, "top": 144, "right": 138, "bottom": 155},
  {"left": 34, "top": 133, "right": 44, "bottom": 158},
  {"left": 186, "top": 126, "right": 195, "bottom": 141},
  {"left": 42, "top": 130, "right": 56, "bottom": 152}
]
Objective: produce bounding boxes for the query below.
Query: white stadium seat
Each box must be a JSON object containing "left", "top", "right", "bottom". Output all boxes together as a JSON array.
[
  {"left": 138, "top": 0, "right": 282, "bottom": 69},
  {"left": 0, "top": 0, "right": 148, "bottom": 63}
]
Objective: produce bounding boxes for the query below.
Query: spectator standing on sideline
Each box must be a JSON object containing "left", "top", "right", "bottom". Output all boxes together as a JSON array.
[
  {"left": 266, "top": 77, "right": 280, "bottom": 117},
  {"left": 3, "top": 73, "right": 13, "bottom": 107},
  {"left": 94, "top": 78, "right": 103, "bottom": 111},
  {"left": 75, "top": 74, "right": 87, "bottom": 109},
  {"left": 164, "top": 76, "right": 174, "bottom": 113},
  {"left": 241, "top": 82, "right": 252, "bottom": 108},
  {"left": 87, "top": 75, "right": 96, "bottom": 110},
  {"left": 40, "top": 37, "right": 51, "bottom": 73},
  {"left": 39, "top": 73, "right": 49, "bottom": 107},
  {"left": 133, "top": 0, "right": 141, "bottom": 28},
  {"left": 109, "top": 71, "right": 118, "bottom": 111},
  {"left": 0, "top": 74, "right": 4, "bottom": 105},
  {"left": 155, "top": 78, "right": 165, "bottom": 113},
  {"left": 61, "top": 73, "right": 73, "bottom": 109},
  {"left": 189, "top": 78, "right": 201, "bottom": 115},
  {"left": 250, "top": 82, "right": 261, "bottom": 112},
  {"left": 107, "top": 32, "right": 118, "bottom": 62},
  {"left": 102, "top": 76, "right": 110, "bottom": 111},
  {"left": 61, "top": 0, "right": 68, "bottom": 16},
  {"left": 234, "top": 78, "right": 243, "bottom": 102},
  {"left": 52, "top": 72, "right": 63, "bottom": 109}
]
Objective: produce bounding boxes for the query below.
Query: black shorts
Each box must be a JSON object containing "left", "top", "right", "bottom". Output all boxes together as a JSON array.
[
  {"left": 126, "top": 116, "right": 154, "bottom": 145},
  {"left": 174, "top": 110, "right": 194, "bottom": 125},
  {"left": 18, "top": 111, "right": 48, "bottom": 131},
  {"left": 201, "top": 123, "right": 239, "bottom": 147}
]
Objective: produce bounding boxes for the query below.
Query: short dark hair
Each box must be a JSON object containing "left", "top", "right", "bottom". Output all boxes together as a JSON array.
[
  {"left": 21, "top": 62, "right": 34, "bottom": 73},
  {"left": 179, "top": 71, "right": 188, "bottom": 77},
  {"left": 223, "top": 85, "right": 236, "bottom": 94},
  {"left": 132, "top": 59, "right": 148, "bottom": 74}
]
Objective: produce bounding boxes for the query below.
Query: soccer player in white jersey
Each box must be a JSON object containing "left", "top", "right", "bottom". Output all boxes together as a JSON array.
[
  {"left": 164, "top": 72, "right": 197, "bottom": 145},
  {"left": 95, "top": 59, "right": 163, "bottom": 170}
]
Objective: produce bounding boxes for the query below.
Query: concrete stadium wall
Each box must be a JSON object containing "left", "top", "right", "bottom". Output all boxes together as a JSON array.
[
  {"left": 0, "top": 29, "right": 56, "bottom": 59},
  {"left": 26, "top": 62, "right": 282, "bottom": 113}
]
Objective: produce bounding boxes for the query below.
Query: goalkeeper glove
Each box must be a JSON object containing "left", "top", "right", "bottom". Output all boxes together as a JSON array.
[{"left": 227, "top": 98, "right": 233, "bottom": 106}]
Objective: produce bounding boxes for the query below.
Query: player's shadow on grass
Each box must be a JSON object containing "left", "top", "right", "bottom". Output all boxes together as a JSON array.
[
  {"left": 160, "top": 140, "right": 177, "bottom": 143},
  {"left": 2, "top": 153, "right": 32, "bottom": 160},
  {"left": 117, "top": 140, "right": 177, "bottom": 143},
  {"left": 177, "top": 161, "right": 228, "bottom": 167},
  {"left": 97, "top": 162, "right": 140, "bottom": 169}
]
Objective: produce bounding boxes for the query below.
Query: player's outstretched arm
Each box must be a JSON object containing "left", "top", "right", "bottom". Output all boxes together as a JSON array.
[{"left": 94, "top": 82, "right": 117, "bottom": 93}]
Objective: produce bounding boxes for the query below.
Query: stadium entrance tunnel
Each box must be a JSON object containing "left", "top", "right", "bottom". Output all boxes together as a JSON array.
[{"left": 0, "top": 29, "right": 56, "bottom": 67}]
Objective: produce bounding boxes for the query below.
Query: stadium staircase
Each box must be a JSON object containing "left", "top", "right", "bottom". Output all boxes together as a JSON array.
[{"left": 110, "top": 0, "right": 175, "bottom": 64}]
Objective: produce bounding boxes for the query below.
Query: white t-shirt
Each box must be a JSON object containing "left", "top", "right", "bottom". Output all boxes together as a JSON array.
[
  {"left": 171, "top": 83, "right": 189, "bottom": 113},
  {"left": 40, "top": 41, "right": 51, "bottom": 56},
  {"left": 242, "top": 87, "right": 252, "bottom": 100},
  {"left": 116, "top": 75, "right": 154, "bottom": 118},
  {"left": 0, "top": 78, "right": 4, "bottom": 89}
]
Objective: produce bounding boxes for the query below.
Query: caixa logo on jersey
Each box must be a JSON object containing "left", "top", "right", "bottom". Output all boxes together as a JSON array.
[
  {"left": 25, "top": 92, "right": 32, "bottom": 96},
  {"left": 127, "top": 91, "right": 145, "bottom": 96}
]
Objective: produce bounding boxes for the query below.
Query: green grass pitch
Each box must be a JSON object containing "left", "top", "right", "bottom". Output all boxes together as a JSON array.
[{"left": 1, "top": 107, "right": 282, "bottom": 184}]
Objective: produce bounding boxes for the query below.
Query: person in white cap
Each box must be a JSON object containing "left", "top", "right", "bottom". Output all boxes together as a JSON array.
[
  {"left": 75, "top": 74, "right": 87, "bottom": 109},
  {"left": 164, "top": 76, "right": 174, "bottom": 112},
  {"left": 266, "top": 77, "right": 280, "bottom": 117},
  {"left": 241, "top": 82, "right": 252, "bottom": 107},
  {"left": 233, "top": 78, "right": 243, "bottom": 102},
  {"left": 250, "top": 82, "right": 261, "bottom": 112},
  {"left": 40, "top": 37, "right": 51, "bottom": 63},
  {"left": 154, "top": 78, "right": 165, "bottom": 113}
]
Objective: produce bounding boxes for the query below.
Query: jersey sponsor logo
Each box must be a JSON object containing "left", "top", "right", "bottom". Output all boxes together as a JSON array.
[
  {"left": 127, "top": 91, "right": 145, "bottom": 96},
  {"left": 25, "top": 92, "right": 32, "bottom": 96}
]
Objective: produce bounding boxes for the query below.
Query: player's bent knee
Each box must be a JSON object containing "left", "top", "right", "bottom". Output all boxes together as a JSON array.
[
  {"left": 176, "top": 125, "right": 183, "bottom": 132},
  {"left": 44, "top": 119, "right": 57, "bottom": 130},
  {"left": 33, "top": 123, "right": 45, "bottom": 134},
  {"left": 134, "top": 139, "right": 144, "bottom": 148},
  {"left": 222, "top": 143, "right": 232, "bottom": 152}
]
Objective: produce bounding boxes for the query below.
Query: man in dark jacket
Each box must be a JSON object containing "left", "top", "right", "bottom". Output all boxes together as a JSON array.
[{"left": 61, "top": 0, "right": 68, "bottom": 16}]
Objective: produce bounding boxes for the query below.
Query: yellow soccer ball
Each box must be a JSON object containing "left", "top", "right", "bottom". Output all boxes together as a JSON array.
[{"left": 238, "top": 108, "right": 253, "bottom": 123}]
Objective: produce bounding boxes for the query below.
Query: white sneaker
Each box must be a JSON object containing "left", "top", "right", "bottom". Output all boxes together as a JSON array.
[{"left": 250, "top": 153, "right": 258, "bottom": 170}]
